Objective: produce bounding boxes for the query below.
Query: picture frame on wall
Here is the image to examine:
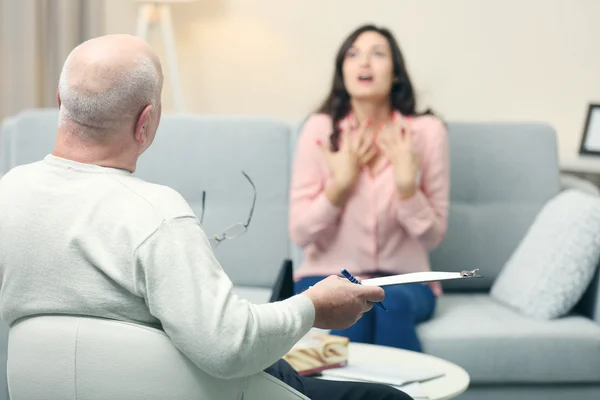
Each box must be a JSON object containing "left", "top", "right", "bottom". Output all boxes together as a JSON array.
[{"left": 579, "top": 103, "right": 600, "bottom": 156}]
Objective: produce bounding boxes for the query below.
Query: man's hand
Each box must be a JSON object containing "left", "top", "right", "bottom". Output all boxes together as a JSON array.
[{"left": 301, "top": 275, "right": 385, "bottom": 330}]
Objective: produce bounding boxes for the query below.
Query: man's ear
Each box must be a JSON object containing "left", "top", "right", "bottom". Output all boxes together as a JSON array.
[
  {"left": 134, "top": 104, "right": 153, "bottom": 144},
  {"left": 57, "top": 91, "right": 61, "bottom": 108}
]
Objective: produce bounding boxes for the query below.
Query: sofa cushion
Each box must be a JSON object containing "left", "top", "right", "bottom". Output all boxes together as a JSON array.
[
  {"left": 136, "top": 115, "right": 293, "bottom": 288},
  {"left": 417, "top": 294, "right": 600, "bottom": 384},
  {"left": 0, "top": 117, "right": 15, "bottom": 178},
  {"left": 2, "top": 110, "right": 293, "bottom": 290},
  {"left": 490, "top": 190, "right": 600, "bottom": 319},
  {"left": 1, "top": 109, "right": 57, "bottom": 169},
  {"left": 429, "top": 123, "right": 560, "bottom": 291}
]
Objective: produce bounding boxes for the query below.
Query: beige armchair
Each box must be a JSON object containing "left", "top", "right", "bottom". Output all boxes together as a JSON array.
[{"left": 7, "top": 315, "right": 309, "bottom": 400}]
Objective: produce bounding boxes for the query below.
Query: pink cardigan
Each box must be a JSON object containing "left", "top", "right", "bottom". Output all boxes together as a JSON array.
[{"left": 289, "top": 112, "right": 450, "bottom": 280}]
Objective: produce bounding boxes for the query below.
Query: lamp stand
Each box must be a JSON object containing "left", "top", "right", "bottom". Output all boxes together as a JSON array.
[{"left": 136, "top": 2, "right": 185, "bottom": 113}]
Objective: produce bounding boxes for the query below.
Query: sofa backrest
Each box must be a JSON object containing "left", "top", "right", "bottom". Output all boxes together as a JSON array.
[
  {"left": 136, "top": 115, "right": 293, "bottom": 288},
  {"left": 0, "top": 110, "right": 58, "bottom": 175},
  {"left": 0, "top": 109, "right": 293, "bottom": 289},
  {"left": 1, "top": 110, "right": 564, "bottom": 294},
  {"left": 289, "top": 120, "right": 562, "bottom": 292},
  {"left": 0, "top": 116, "right": 16, "bottom": 178},
  {"left": 429, "top": 122, "right": 561, "bottom": 291}
]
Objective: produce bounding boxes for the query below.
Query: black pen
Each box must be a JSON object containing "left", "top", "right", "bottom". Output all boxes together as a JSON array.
[{"left": 341, "top": 269, "right": 388, "bottom": 312}]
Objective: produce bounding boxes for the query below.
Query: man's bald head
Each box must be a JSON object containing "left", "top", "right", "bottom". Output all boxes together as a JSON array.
[{"left": 58, "top": 34, "right": 163, "bottom": 139}]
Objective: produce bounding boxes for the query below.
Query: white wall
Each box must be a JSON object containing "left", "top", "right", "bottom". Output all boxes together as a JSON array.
[{"left": 104, "top": 0, "right": 600, "bottom": 159}]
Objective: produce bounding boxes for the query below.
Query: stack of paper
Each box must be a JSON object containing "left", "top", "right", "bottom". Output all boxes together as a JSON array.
[
  {"left": 321, "top": 363, "right": 444, "bottom": 386},
  {"left": 320, "top": 363, "right": 445, "bottom": 399}
]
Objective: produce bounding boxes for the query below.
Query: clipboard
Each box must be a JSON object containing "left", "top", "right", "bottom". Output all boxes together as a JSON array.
[{"left": 361, "top": 269, "right": 483, "bottom": 287}]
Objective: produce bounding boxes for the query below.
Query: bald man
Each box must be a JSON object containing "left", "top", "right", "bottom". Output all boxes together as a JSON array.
[{"left": 0, "top": 35, "right": 410, "bottom": 400}]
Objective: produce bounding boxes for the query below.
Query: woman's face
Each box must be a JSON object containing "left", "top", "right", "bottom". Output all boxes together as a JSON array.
[{"left": 342, "top": 30, "right": 395, "bottom": 102}]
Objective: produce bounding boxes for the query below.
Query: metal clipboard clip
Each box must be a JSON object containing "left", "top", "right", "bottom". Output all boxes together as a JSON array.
[{"left": 460, "top": 268, "right": 482, "bottom": 278}]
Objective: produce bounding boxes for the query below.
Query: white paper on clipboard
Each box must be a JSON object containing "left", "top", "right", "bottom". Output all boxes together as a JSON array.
[{"left": 361, "top": 269, "right": 483, "bottom": 287}]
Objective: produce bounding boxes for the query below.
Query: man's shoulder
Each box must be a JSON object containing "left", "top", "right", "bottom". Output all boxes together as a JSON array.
[
  {"left": 0, "top": 161, "right": 44, "bottom": 184},
  {"left": 113, "top": 175, "right": 196, "bottom": 221}
]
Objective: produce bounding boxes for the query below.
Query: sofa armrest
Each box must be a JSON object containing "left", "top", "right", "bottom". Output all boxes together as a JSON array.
[
  {"left": 561, "top": 174, "right": 600, "bottom": 322},
  {"left": 559, "top": 173, "right": 600, "bottom": 196},
  {"left": 577, "top": 262, "right": 600, "bottom": 323},
  {"left": 269, "top": 259, "right": 294, "bottom": 303}
]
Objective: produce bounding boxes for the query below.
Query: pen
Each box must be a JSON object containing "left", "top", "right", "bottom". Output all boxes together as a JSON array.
[{"left": 341, "top": 269, "right": 388, "bottom": 312}]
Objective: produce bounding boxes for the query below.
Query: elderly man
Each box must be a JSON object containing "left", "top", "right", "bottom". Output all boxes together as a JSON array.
[{"left": 0, "top": 35, "right": 410, "bottom": 400}]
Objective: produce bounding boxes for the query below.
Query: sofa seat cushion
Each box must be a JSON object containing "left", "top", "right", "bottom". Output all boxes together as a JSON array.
[{"left": 417, "top": 294, "right": 600, "bottom": 384}]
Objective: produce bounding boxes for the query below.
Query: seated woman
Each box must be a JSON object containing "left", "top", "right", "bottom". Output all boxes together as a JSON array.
[{"left": 289, "top": 24, "right": 450, "bottom": 352}]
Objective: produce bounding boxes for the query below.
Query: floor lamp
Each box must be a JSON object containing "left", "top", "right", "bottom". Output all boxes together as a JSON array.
[{"left": 135, "top": 0, "right": 195, "bottom": 113}]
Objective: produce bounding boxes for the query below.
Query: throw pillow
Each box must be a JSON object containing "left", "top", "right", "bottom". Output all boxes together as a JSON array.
[{"left": 490, "top": 189, "right": 600, "bottom": 320}]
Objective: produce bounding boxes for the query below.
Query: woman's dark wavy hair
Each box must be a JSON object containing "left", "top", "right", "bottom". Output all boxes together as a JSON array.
[{"left": 316, "top": 24, "right": 433, "bottom": 151}]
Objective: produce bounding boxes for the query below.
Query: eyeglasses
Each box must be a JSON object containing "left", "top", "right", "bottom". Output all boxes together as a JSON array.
[{"left": 199, "top": 171, "right": 256, "bottom": 248}]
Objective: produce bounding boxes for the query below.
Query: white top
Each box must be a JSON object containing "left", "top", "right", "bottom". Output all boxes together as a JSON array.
[{"left": 0, "top": 155, "right": 315, "bottom": 379}]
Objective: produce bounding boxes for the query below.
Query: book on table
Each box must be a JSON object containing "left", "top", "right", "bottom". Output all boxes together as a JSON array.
[{"left": 283, "top": 333, "right": 349, "bottom": 376}]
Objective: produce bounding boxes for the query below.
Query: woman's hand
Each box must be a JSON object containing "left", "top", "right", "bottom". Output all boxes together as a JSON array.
[
  {"left": 427, "top": 281, "right": 443, "bottom": 297},
  {"left": 377, "top": 116, "right": 420, "bottom": 199},
  {"left": 318, "top": 120, "right": 375, "bottom": 194}
]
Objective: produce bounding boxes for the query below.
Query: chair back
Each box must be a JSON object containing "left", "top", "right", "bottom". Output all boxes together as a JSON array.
[{"left": 7, "top": 315, "right": 308, "bottom": 400}]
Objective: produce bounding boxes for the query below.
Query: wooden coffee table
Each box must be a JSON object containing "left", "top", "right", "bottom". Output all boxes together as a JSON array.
[{"left": 323, "top": 342, "right": 470, "bottom": 400}]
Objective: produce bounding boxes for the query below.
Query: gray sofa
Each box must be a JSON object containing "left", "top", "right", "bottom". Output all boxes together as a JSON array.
[{"left": 1, "top": 109, "right": 599, "bottom": 400}]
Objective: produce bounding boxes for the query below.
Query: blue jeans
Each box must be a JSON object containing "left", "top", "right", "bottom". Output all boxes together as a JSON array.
[{"left": 295, "top": 275, "right": 436, "bottom": 352}]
